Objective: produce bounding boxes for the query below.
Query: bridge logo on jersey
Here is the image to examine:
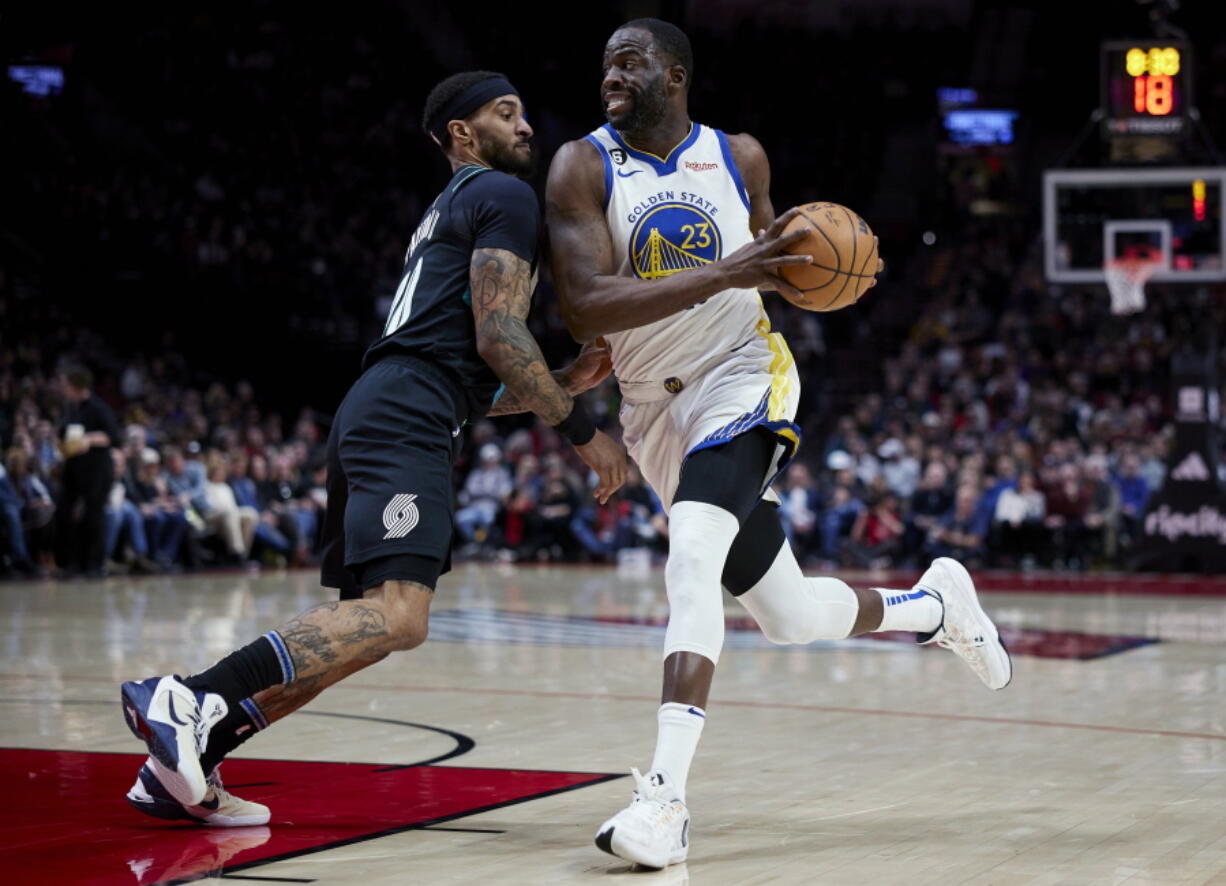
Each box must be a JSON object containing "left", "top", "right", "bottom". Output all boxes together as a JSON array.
[{"left": 629, "top": 202, "right": 722, "bottom": 280}]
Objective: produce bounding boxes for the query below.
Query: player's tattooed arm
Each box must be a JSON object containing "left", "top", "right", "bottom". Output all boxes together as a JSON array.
[
  {"left": 470, "top": 247, "right": 574, "bottom": 425},
  {"left": 486, "top": 339, "right": 613, "bottom": 416}
]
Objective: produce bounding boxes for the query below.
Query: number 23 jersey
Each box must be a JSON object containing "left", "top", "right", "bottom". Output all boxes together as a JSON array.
[{"left": 584, "top": 122, "right": 767, "bottom": 398}]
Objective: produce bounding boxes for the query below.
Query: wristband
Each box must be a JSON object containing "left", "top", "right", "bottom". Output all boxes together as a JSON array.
[{"left": 552, "top": 400, "right": 597, "bottom": 446}]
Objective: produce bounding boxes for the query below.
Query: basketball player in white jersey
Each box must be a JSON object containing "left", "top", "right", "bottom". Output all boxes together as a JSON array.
[{"left": 546, "top": 19, "right": 1012, "bottom": 868}]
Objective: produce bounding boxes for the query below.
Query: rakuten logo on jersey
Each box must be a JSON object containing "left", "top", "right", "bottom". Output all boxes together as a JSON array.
[{"left": 684, "top": 161, "right": 719, "bottom": 172}]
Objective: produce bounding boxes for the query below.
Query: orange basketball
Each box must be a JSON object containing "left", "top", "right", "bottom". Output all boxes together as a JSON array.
[{"left": 777, "top": 202, "right": 879, "bottom": 312}]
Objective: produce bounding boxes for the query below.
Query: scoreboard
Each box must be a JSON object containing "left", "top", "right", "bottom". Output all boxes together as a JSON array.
[{"left": 1101, "top": 41, "right": 1190, "bottom": 136}]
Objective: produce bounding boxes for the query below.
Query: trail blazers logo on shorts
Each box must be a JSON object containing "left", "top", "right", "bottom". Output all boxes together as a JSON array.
[{"left": 383, "top": 493, "right": 420, "bottom": 539}]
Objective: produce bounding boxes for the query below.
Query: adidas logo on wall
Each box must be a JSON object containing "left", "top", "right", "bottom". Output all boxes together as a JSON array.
[{"left": 1170, "top": 452, "right": 1210, "bottom": 482}]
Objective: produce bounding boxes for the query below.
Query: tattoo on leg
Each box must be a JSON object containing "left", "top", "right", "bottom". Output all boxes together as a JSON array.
[
  {"left": 336, "top": 603, "right": 390, "bottom": 646},
  {"left": 278, "top": 600, "right": 392, "bottom": 681}
]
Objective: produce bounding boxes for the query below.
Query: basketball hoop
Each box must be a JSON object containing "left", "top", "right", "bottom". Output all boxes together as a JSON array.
[{"left": 1104, "top": 247, "right": 1161, "bottom": 315}]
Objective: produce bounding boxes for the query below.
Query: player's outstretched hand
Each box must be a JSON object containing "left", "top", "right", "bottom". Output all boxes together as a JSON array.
[
  {"left": 865, "top": 236, "right": 884, "bottom": 289},
  {"left": 574, "top": 429, "right": 626, "bottom": 504},
  {"left": 560, "top": 337, "right": 613, "bottom": 395},
  {"left": 718, "top": 206, "right": 812, "bottom": 300}
]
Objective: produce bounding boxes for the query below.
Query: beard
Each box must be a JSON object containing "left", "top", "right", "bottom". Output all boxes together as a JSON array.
[
  {"left": 478, "top": 130, "right": 537, "bottom": 178},
  {"left": 606, "top": 71, "right": 668, "bottom": 136}
]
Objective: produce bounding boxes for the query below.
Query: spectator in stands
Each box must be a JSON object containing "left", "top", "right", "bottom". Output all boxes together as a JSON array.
[
  {"left": 878, "top": 437, "right": 919, "bottom": 499},
  {"left": 295, "top": 460, "right": 327, "bottom": 554},
  {"left": 123, "top": 424, "right": 149, "bottom": 469},
  {"left": 260, "top": 454, "right": 315, "bottom": 561},
  {"left": 776, "top": 462, "right": 821, "bottom": 562},
  {"left": 570, "top": 492, "right": 630, "bottom": 561},
  {"left": 31, "top": 420, "right": 62, "bottom": 478},
  {"left": 229, "top": 451, "right": 292, "bottom": 564},
  {"left": 130, "top": 447, "right": 188, "bottom": 570},
  {"left": 976, "top": 454, "right": 1018, "bottom": 559},
  {"left": 164, "top": 445, "right": 209, "bottom": 521},
  {"left": 204, "top": 453, "right": 257, "bottom": 564},
  {"left": 456, "top": 443, "right": 512, "bottom": 554},
  {"left": 994, "top": 470, "right": 1047, "bottom": 569},
  {"left": 4, "top": 447, "right": 54, "bottom": 573},
  {"left": 501, "top": 454, "right": 543, "bottom": 559},
  {"left": 847, "top": 435, "right": 880, "bottom": 489},
  {"left": 1083, "top": 455, "right": 1120, "bottom": 565},
  {"left": 1114, "top": 451, "right": 1151, "bottom": 551},
  {"left": 536, "top": 472, "right": 579, "bottom": 561},
  {"left": 55, "top": 366, "right": 120, "bottom": 577},
  {"left": 104, "top": 448, "right": 159, "bottom": 573},
  {"left": 1, "top": 455, "right": 39, "bottom": 576},
  {"left": 620, "top": 464, "right": 667, "bottom": 553},
  {"left": 842, "top": 491, "right": 904, "bottom": 568},
  {"left": 926, "top": 483, "right": 985, "bottom": 566},
  {"left": 820, "top": 482, "right": 863, "bottom": 567},
  {"left": 1044, "top": 462, "right": 1092, "bottom": 570},
  {"left": 904, "top": 461, "right": 952, "bottom": 566}
]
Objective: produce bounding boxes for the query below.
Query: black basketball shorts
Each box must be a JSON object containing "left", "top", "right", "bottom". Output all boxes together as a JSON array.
[{"left": 319, "top": 356, "right": 463, "bottom": 597}]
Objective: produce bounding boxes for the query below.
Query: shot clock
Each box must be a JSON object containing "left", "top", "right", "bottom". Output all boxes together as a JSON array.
[{"left": 1101, "top": 40, "right": 1190, "bottom": 136}]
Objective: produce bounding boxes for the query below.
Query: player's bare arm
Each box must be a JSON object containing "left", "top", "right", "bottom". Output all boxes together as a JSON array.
[
  {"left": 471, "top": 246, "right": 626, "bottom": 500},
  {"left": 546, "top": 140, "right": 813, "bottom": 342}
]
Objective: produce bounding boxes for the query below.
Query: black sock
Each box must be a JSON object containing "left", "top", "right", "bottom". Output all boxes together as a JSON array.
[
  {"left": 199, "top": 697, "right": 268, "bottom": 774},
  {"left": 184, "top": 632, "right": 292, "bottom": 704}
]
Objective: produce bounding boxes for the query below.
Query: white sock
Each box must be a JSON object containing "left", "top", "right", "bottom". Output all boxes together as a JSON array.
[
  {"left": 649, "top": 702, "right": 705, "bottom": 802},
  {"left": 871, "top": 587, "right": 943, "bottom": 633}
]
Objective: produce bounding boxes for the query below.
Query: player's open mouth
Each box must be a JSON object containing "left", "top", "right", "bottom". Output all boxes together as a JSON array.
[{"left": 604, "top": 93, "right": 631, "bottom": 114}]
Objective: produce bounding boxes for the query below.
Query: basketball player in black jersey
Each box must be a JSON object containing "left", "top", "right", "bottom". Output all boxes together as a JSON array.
[{"left": 118, "top": 71, "right": 626, "bottom": 826}]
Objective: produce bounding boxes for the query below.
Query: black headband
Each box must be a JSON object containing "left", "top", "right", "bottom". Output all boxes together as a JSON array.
[{"left": 427, "top": 76, "right": 519, "bottom": 143}]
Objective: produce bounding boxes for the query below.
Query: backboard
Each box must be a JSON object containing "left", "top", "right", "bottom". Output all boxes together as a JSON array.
[{"left": 1043, "top": 167, "right": 1226, "bottom": 284}]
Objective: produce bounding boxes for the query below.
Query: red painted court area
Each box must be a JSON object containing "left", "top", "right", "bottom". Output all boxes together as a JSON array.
[{"left": 0, "top": 749, "right": 617, "bottom": 885}]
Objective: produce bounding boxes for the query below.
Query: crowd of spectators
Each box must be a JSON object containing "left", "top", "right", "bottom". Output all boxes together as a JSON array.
[
  {"left": 5, "top": 245, "right": 1219, "bottom": 579},
  {"left": 0, "top": 326, "right": 332, "bottom": 578},
  {"left": 4, "top": 6, "right": 1225, "bottom": 579}
]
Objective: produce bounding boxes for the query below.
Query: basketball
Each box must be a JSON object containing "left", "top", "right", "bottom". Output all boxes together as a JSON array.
[{"left": 777, "top": 202, "right": 879, "bottom": 312}]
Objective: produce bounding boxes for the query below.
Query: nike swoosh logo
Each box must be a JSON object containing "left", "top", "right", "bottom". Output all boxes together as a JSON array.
[
  {"left": 166, "top": 692, "right": 190, "bottom": 727},
  {"left": 616, "top": 169, "right": 641, "bottom": 178}
]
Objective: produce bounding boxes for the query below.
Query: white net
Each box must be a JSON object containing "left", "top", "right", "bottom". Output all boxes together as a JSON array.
[{"left": 1104, "top": 254, "right": 1160, "bottom": 316}]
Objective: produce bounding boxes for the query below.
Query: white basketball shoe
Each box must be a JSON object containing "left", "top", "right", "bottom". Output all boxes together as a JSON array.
[
  {"left": 915, "top": 557, "right": 1012, "bottom": 690},
  {"left": 127, "top": 758, "right": 271, "bottom": 827},
  {"left": 120, "top": 675, "right": 229, "bottom": 805},
  {"left": 595, "top": 768, "right": 689, "bottom": 869}
]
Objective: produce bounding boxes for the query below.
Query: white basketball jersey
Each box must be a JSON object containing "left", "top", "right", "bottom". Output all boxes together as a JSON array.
[{"left": 584, "top": 122, "right": 767, "bottom": 398}]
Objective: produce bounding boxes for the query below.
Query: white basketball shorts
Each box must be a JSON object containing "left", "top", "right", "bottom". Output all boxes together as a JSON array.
[{"left": 619, "top": 329, "right": 802, "bottom": 513}]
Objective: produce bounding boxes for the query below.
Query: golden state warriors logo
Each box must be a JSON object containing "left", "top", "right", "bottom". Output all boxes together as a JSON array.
[{"left": 630, "top": 203, "right": 722, "bottom": 280}]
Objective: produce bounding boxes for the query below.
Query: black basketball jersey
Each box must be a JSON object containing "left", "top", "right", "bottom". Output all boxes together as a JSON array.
[{"left": 363, "top": 165, "right": 539, "bottom": 418}]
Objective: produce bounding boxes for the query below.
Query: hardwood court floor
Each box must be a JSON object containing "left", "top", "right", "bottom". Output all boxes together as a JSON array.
[{"left": 2, "top": 563, "right": 1225, "bottom": 885}]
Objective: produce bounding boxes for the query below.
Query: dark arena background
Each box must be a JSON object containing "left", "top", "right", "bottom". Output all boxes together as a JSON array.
[{"left": 2, "top": 2, "right": 1226, "bottom": 884}]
